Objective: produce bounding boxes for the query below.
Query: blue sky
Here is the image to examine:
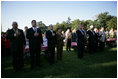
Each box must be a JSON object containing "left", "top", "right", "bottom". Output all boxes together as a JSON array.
[{"left": 1, "top": 1, "right": 117, "bottom": 32}]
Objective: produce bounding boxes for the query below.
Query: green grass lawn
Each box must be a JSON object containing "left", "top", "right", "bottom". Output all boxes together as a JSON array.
[{"left": 1, "top": 46, "right": 117, "bottom": 78}]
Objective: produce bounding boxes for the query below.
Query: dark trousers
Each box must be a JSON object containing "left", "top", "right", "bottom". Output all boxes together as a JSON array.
[
  {"left": 30, "top": 49, "right": 41, "bottom": 68},
  {"left": 77, "top": 45, "right": 84, "bottom": 58},
  {"left": 1, "top": 45, "right": 4, "bottom": 57},
  {"left": 99, "top": 42, "right": 105, "bottom": 51},
  {"left": 48, "top": 47, "right": 55, "bottom": 64},
  {"left": 95, "top": 42, "right": 98, "bottom": 52},
  {"left": 57, "top": 46, "right": 63, "bottom": 61},
  {"left": 66, "top": 39, "right": 71, "bottom": 51},
  {"left": 5, "top": 48, "right": 11, "bottom": 56},
  {"left": 12, "top": 50, "right": 24, "bottom": 71},
  {"left": 88, "top": 42, "right": 95, "bottom": 54}
]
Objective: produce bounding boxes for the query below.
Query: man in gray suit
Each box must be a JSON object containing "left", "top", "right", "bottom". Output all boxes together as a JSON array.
[{"left": 99, "top": 27, "right": 106, "bottom": 51}]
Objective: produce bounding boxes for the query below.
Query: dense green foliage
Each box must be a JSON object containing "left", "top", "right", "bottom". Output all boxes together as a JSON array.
[
  {"left": 36, "top": 12, "right": 117, "bottom": 32},
  {"left": 37, "top": 21, "right": 48, "bottom": 33},
  {"left": 107, "top": 17, "right": 117, "bottom": 30}
]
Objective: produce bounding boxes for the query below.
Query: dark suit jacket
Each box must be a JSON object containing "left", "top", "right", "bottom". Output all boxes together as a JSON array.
[
  {"left": 87, "top": 30, "right": 96, "bottom": 44},
  {"left": 6, "top": 29, "right": 26, "bottom": 52},
  {"left": 26, "top": 27, "right": 43, "bottom": 50},
  {"left": 76, "top": 29, "right": 85, "bottom": 46},
  {"left": 56, "top": 33, "right": 64, "bottom": 47},
  {"left": 46, "top": 30, "right": 56, "bottom": 50}
]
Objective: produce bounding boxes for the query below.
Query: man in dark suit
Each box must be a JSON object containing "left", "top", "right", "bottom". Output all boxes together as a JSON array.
[
  {"left": 82, "top": 25, "right": 87, "bottom": 46},
  {"left": 87, "top": 25, "right": 96, "bottom": 54},
  {"left": 26, "top": 20, "right": 43, "bottom": 69},
  {"left": 46, "top": 25, "right": 56, "bottom": 64},
  {"left": 76, "top": 24, "right": 85, "bottom": 59},
  {"left": 6, "top": 22, "right": 26, "bottom": 72}
]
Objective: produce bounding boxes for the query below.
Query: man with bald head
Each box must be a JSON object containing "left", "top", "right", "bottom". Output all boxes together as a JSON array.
[
  {"left": 6, "top": 21, "right": 26, "bottom": 72},
  {"left": 87, "top": 25, "right": 96, "bottom": 54},
  {"left": 46, "top": 24, "right": 56, "bottom": 64}
]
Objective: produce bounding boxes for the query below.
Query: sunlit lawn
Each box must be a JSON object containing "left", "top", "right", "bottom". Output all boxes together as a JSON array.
[{"left": 1, "top": 46, "right": 117, "bottom": 78}]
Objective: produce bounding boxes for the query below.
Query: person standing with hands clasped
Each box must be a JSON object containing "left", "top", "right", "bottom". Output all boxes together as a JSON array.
[
  {"left": 99, "top": 27, "right": 106, "bottom": 51},
  {"left": 46, "top": 25, "right": 56, "bottom": 64},
  {"left": 87, "top": 25, "right": 96, "bottom": 54},
  {"left": 26, "top": 20, "right": 43, "bottom": 69},
  {"left": 76, "top": 24, "right": 85, "bottom": 59},
  {"left": 56, "top": 28, "right": 64, "bottom": 61},
  {"left": 6, "top": 22, "right": 26, "bottom": 72}
]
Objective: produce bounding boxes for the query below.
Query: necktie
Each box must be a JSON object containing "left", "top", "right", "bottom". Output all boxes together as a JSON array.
[
  {"left": 92, "top": 31, "right": 95, "bottom": 35},
  {"left": 80, "top": 29, "right": 84, "bottom": 35},
  {"left": 34, "top": 28, "right": 37, "bottom": 33},
  {"left": 82, "top": 30, "right": 85, "bottom": 35},
  {"left": 50, "top": 30, "right": 54, "bottom": 35}
]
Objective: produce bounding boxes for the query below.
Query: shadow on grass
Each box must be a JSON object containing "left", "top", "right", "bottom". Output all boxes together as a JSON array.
[{"left": 1, "top": 47, "right": 117, "bottom": 78}]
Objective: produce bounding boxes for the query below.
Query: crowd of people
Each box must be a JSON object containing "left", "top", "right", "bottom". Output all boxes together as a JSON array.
[{"left": 2, "top": 20, "right": 117, "bottom": 72}]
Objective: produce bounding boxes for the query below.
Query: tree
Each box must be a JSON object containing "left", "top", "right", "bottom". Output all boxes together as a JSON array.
[
  {"left": 107, "top": 17, "right": 117, "bottom": 30},
  {"left": 66, "top": 17, "right": 71, "bottom": 26},
  {"left": 96, "top": 12, "right": 114, "bottom": 29},
  {"left": 54, "top": 21, "right": 71, "bottom": 32},
  {"left": 37, "top": 21, "right": 48, "bottom": 33},
  {"left": 93, "top": 19, "right": 100, "bottom": 29},
  {"left": 36, "top": 12, "right": 117, "bottom": 33},
  {"left": 66, "top": 17, "right": 72, "bottom": 30},
  {"left": 53, "top": 22, "right": 61, "bottom": 31},
  {"left": 85, "top": 20, "right": 93, "bottom": 30},
  {"left": 53, "top": 17, "right": 72, "bottom": 31},
  {"left": 72, "top": 19, "right": 81, "bottom": 30}
]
